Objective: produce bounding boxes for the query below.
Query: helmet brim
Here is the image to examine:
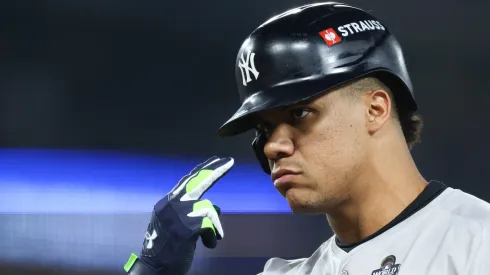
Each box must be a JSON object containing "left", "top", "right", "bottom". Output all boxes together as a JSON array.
[
  {"left": 216, "top": 69, "right": 417, "bottom": 137},
  {"left": 217, "top": 72, "right": 354, "bottom": 137}
]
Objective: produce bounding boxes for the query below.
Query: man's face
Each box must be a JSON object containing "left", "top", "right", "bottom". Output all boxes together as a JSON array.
[{"left": 258, "top": 88, "right": 371, "bottom": 214}]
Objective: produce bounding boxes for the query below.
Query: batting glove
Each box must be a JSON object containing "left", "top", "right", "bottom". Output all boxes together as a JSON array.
[{"left": 124, "top": 156, "right": 234, "bottom": 275}]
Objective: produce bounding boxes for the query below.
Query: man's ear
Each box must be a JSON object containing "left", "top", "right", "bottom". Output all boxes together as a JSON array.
[{"left": 365, "top": 89, "right": 392, "bottom": 134}]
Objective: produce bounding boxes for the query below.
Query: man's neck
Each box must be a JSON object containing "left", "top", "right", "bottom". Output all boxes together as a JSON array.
[{"left": 326, "top": 140, "right": 427, "bottom": 245}]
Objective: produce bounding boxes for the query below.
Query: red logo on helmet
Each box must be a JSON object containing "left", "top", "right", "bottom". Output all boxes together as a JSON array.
[{"left": 319, "top": 28, "right": 342, "bottom": 46}]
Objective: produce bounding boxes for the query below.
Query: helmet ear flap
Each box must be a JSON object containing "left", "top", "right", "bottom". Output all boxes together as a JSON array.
[{"left": 252, "top": 131, "right": 271, "bottom": 174}]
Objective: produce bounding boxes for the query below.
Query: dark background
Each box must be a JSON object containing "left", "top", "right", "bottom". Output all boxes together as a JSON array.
[{"left": 0, "top": 1, "right": 489, "bottom": 275}]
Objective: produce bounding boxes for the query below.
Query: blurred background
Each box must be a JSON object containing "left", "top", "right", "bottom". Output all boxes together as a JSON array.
[{"left": 0, "top": 1, "right": 489, "bottom": 275}]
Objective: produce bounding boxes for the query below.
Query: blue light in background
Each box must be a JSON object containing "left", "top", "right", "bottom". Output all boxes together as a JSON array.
[{"left": 0, "top": 149, "right": 291, "bottom": 213}]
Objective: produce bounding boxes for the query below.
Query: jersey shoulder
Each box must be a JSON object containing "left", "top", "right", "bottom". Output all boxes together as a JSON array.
[
  {"left": 440, "top": 187, "right": 490, "bottom": 256},
  {"left": 443, "top": 188, "right": 490, "bottom": 274},
  {"left": 441, "top": 187, "right": 490, "bottom": 225}
]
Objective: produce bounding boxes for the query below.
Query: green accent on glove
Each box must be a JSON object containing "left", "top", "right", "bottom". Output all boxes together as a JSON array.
[
  {"left": 124, "top": 253, "right": 138, "bottom": 272},
  {"left": 201, "top": 217, "right": 215, "bottom": 234},
  {"left": 186, "top": 169, "right": 213, "bottom": 193},
  {"left": 193, "top": 199, "right": 217, "bottom": 234}
]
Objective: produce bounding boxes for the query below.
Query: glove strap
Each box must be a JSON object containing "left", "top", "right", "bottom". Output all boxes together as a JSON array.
[{"left": 124, "top": 253, "right": 166, "bottom": 275}]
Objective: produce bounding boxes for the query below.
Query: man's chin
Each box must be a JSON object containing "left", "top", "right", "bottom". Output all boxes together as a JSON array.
[{"left": 285, "top": 189, "right": 325, "bottom": 215}]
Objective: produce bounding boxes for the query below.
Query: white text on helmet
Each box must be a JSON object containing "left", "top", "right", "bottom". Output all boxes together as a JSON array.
[{"left": 337, "top": 20, "right": 385, "bottom": 37}]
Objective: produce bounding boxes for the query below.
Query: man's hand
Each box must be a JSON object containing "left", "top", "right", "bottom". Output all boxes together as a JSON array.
[{"left": 124, "top": 156, "right": 234, "bottom": 275}]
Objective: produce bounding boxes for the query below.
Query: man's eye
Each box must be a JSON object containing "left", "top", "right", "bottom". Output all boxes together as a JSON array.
[{"left": 291, "top": 108, "right": 310, "bottom": 119}]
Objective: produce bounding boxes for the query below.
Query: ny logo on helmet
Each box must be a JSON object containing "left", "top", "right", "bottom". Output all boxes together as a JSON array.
[{"left": 238, "top": 50, "right": 259, "bottom": 86}]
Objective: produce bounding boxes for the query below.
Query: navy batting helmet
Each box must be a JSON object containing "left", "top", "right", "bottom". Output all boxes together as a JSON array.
[{"left": 217, "top": 2, "right": 417, "bottom": 174}]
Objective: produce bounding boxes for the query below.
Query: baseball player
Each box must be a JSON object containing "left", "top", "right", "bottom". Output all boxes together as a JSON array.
[{"left": 124, "top": 2, "right": 490, "bottom": 275}]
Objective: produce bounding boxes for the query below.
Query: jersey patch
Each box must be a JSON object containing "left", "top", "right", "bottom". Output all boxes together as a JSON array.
[{"left": 371, "top": 255, "right": 401, "bottom": 275}]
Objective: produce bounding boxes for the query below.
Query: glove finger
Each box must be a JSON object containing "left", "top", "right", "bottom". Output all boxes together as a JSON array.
[
  {"left": 169, "top": 156, "right": 220, "bottom": 197},
  {"left": 181, "top": 157, "right": 234, "bottom": 201},
  {"left": 213, "top": 205, "right": 221, "bottom": 216},
  {"left": 189, "top": 156, "right": 220, "bottom": 175},
  {"left": 187, "top": 200, "right": 224, "bottom": 239}
]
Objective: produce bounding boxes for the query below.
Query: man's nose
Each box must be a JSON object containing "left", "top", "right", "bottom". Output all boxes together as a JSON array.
[{"left": 263, "top": 124, "right": 294, "bottom": 162}]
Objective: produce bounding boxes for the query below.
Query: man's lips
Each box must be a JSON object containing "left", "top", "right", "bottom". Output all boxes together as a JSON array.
[{"left": 271, "top": 169, "right": 300, "bottom": 186}]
